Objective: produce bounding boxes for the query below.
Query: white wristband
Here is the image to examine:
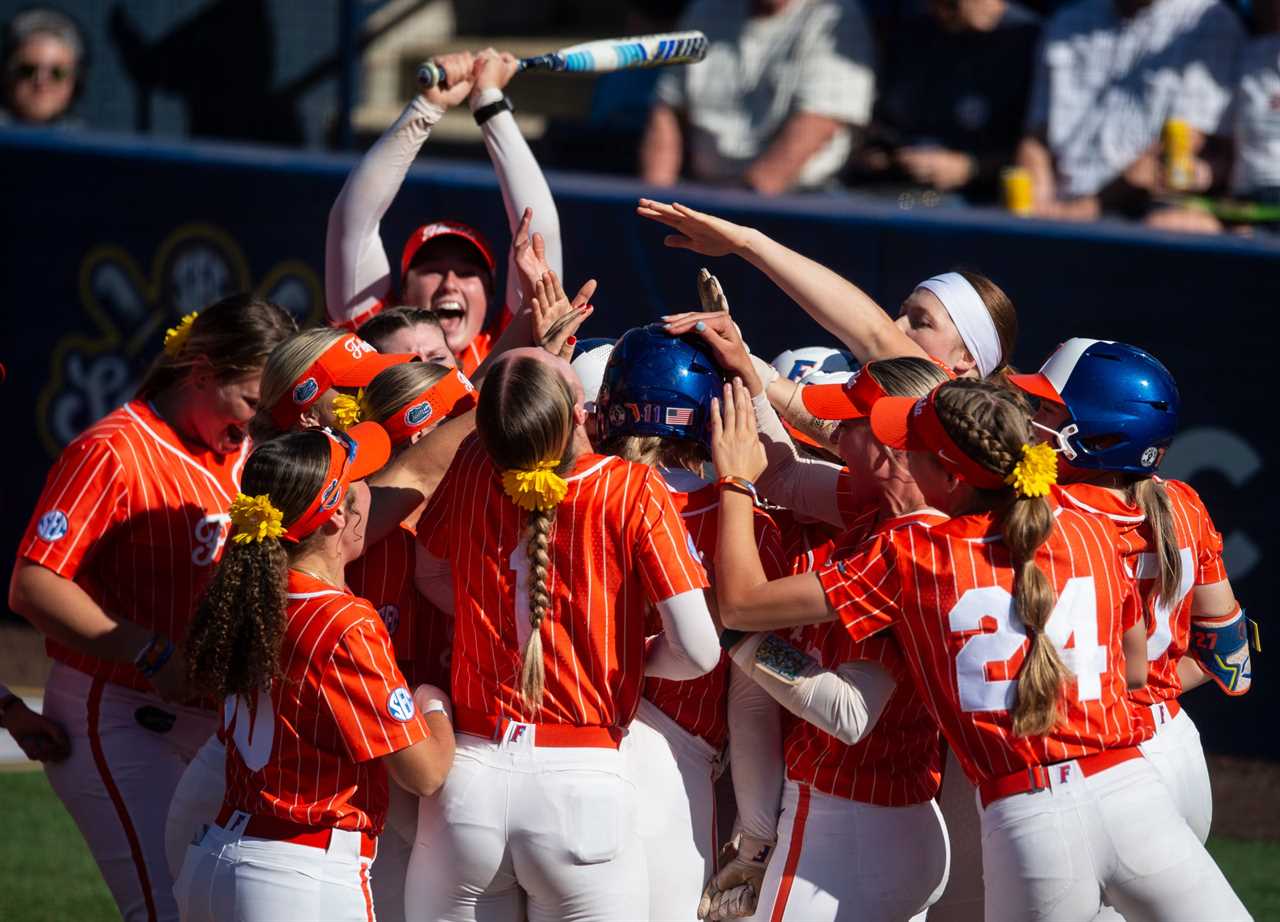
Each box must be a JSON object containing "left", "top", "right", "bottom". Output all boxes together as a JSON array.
[{"left": 422, "top": 699, "right": 450, "bottom": 719}]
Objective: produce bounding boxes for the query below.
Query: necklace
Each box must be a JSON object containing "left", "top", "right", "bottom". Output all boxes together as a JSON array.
[{"left": 292, "top": 566, "right": 339, "bottom": 588}]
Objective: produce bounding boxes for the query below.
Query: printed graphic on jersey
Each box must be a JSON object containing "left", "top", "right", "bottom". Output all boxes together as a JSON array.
[
  {"left": 192, "top": 513, "right": 231, "bottom": 566},
  {"left": 387, "top": 686, "right": 416, "bottom": 722},
  {"left": 378, "top": 603, "right": 401, "bottom": 635},
  {"left": 36, "top": 510, "right": 69, "bottom": 542}
]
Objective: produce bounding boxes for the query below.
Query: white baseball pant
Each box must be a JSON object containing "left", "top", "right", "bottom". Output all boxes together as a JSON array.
[
  {"left": 165, "top": 735, "right": 226, "bottom": 877},
  {"left": 370, "top": 777, "right": 419, "bottom": 922},
  {"left": 1139, "top": 703, "right": 1212, "bottom": 843},
  {"left": 750, "top": 780, "right": 949, "bottom": 922},
  {"left": 980, "top": 756, "right": 1250, "bottom": 922},
  {"left": 405, "top": 726, "right": 647, "bottom": 922},
  {"left": 42, "top": 661, "right": 216, "bottom": 922},
  {"left": 928, "top": 746, "right": 986, "bottom": 922},
  {"left": 172, "top": 812, "right": 375, "bottom": 921},
  {"left": 627, "top": 699, "right": 718, "bottom": 921}
]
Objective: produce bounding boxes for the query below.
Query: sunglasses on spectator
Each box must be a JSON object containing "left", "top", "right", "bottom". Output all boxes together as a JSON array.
[{"left": 9, "top": 62, "right": 72, "bottom": 82}]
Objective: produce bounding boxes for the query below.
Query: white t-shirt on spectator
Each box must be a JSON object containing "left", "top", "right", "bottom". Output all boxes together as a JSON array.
[
  {"left": 1026, "top": 0, "right": 1244, "bottom": 198},
  {"left": 656, "top": 0, "right": 875, "bottom": 189},
  {"left": 1231, "top": 35, "right": 1280, "bottom": 196}
]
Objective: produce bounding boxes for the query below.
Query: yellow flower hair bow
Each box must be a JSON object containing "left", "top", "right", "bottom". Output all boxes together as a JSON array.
[
  {"left": 1005, "top": 442, "right": 1058, "bottom": 498},
  {"left": 229, "top": 493, "right": 286, "bottom": 544},
  {"left": 501, "top": 459, "right": 568, "bottom": 512},
  {"left": 163, "top": 312, "right": 198, "bottom": 357},
  {"left": 331, "top": 389, "right": 367, "bottom": 431}
]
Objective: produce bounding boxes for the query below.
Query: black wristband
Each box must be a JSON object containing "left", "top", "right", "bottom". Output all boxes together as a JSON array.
[
  {"left": 473, "top": 96, "right": 513, "bottom": 126},
  {"left": 719, "top": 628, "right": 748, "bottom": 652}
]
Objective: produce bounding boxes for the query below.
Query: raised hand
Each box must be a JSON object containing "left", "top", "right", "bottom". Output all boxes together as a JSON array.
[
  {"left": 471, "top": 47, "right": 520, "bottom": 100},
  {"left": 663, "top": 308, "right": 761, "bottom": 394},
  {"left": 532, "top": 270, "right": 597, "bottom": 360},
  {"left": 710, "top": 379, "right": 767, "bottom": 484},
  {"left": 512, "top": 207, "right": 552, "bottom": 309},
  {"left": 422, "top": 51, "right": 476, "bottom": 109},
  {"left": 636, "top": 199, "right": 754, "bottom": 257},
  {"left": 697, "top": 267, "right": 729, "bottom": 313}
]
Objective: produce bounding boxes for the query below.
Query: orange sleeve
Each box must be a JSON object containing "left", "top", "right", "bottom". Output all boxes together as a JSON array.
[
  {"left": 817, "top": 534, "right": 902, "bottom": 643},
  {"left": 320, "top": 612, "right": 430, "bottom": 763},
  {"left": 18, "top": 436, "right": 131, "bottom": 579}
]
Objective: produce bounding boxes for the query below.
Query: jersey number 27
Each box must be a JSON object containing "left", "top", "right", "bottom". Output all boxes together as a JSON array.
[{"left": 948, "top": 577, "right": 1108, "bottom": 713}]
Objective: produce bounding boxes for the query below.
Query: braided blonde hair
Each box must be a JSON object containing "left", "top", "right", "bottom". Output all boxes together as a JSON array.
[
  {"left": 475, "top": 355, "right": 579, "bottom": 709},
  {"left": 933, "top": 379, "right": 1065, "bottom": 737}
]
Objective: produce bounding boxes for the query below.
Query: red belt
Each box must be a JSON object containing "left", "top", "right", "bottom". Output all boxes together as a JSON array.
[
  {"left": 1146, "top": 698, "right": 1181, "bottom": 728},
  {"left": 455, "top": 706, "right": 623, "bottom": 749},
  {"left": 215, "top": 806, "right": 376, "bottom": 859},
  {"left": 978, "top": 747, "right": 1142, "bottom": 809}
]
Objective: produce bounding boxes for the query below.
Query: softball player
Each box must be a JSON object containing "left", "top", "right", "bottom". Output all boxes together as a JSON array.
[
  {"left": 593, "top": 324, "right": 791, "bottom": 921},
  {"left": 638, "top": 199, "right": 1017, "bottom": 378},
  {"left": 406, "top": 348, "right": 721, "bottom": 922},
  {"left": 327, "top": 50, "right": 561, "bottom": 374},
  {"left": 174, "top": 423, "right": 456, "bottom": 922},
  {"left": 10, "top": 295, "right": 295, "bottom": 922},
  {"left": 359, "top": 306, "right": 460, "bottom": 368},
  {"left": 336, "top": 360, "right": 477, "bottom": 922},
  {"left": 1012, "top": 339, "right": 1254, "bottom": 841},
  {"left": 709, "top": 376, "right": 1250, "bottom": 921},
  {"left": 704, "top": 355, "right": 955, "bottom": 922}
]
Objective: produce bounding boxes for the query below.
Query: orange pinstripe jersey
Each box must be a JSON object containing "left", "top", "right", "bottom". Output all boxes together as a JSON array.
[
  {"left": 345, "top": 525, "right": 453, "bottom": 690},
  {"left": 418, "top": 436, "right": 709, "bottom": 728},
  {"left": 771, "top": 508, "right": 843, "bottom": 576},
  {"left": 221, "top": 571, "right": 429, "bottom": 834},
  {"left": 19, "top": 400, "right": 249, "bottom": 693},
  {"left": 642, "top": 480, "right": 789, "bottom": 749},
  {"left": 818, "top": 502, "right": 1151, "bottom": 787},
  {"left": 784, "top": 511, "right": 945, "bottom": 806},
  {"left": 1056, "top": 480, "right": 1226, "bottom": 707}
]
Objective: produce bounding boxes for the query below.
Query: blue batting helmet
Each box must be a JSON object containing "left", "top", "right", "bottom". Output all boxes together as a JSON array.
[
  {"left": 1010, "top": 338, "right": 1180, "bottom": 474},
  {"left": 595, "top": 323, "right": 725, "bottom": 446}
]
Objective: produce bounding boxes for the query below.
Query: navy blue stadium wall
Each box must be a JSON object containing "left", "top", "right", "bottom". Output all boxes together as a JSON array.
[{"left": 1, "top": 128, "right": 1275, "bottom": 757}]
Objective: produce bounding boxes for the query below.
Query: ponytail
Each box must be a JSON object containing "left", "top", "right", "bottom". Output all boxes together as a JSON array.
[
  {"left": 1131, "top": 478, "right": 1183, "bottom": 611},
  {"left": 933, "top": 379, "right": 1069, "bottom": 736},
  {"left": 1003, "top": 495, "right": 1068, "bottom": 736},
  {"left": 184, "top": 433, "right": 331, "bottom": 700},
  {"left": 476, "top": 354, "right": 579, "bottom": 712}
]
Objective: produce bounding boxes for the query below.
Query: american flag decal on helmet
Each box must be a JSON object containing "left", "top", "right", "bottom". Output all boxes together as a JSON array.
[{"left": 665, "top": 407, "right": 694, "bottom": 426}]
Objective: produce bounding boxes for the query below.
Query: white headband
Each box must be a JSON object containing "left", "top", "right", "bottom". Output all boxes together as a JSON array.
[{"left": 916, "top": 273, "right": 1002, "bottom": 377}]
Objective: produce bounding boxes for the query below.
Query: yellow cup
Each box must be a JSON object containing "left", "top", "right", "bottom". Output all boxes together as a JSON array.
[
  {"left": 1002, "top": 167, "right": 1033, "bottom": 216},
  {"left": 1163, "top": 118, "right": 1193, "bottom": 191}
]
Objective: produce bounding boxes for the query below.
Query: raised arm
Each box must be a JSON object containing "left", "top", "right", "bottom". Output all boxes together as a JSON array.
[
  {"left": 470, "top": 49, "right": 563, "bottom": 314},
  {"left": 638, "top": 199, "right": 926, "bottom": 363},
  {"left": 325, "top": 53, "right": 476, "bottom": 327}
]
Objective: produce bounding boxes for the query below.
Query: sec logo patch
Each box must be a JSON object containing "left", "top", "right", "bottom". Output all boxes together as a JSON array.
[
  {"left": 36, "top": 510, "right": 69, "bottom": 542},
  {"left": 387, "top": 686, "right": 416, "bottom": 722}
]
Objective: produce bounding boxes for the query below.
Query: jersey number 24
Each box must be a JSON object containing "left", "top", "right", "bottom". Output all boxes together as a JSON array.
[{"left": 948, "top": 577, "right": 1108, "bottom": 713}]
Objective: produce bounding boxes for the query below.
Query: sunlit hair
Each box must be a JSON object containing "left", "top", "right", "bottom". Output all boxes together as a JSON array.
[
  {"left": 136, "top": 294, "right": 295, "bottom": 400},
  {"left": 1127, "top": 477, "right": 1183, "bottom": 612},
  {"left": 932, "top": 379, "right": 1062, "bottom": 737},
  {"left": 475, "top": 355, "right": 578, "bottom": 709},
  {"left": 249, "top": 327, "right": 347, "bottom": 440},
  {"left": 362, "top": 360, "right": 451, "bottom": 444}
]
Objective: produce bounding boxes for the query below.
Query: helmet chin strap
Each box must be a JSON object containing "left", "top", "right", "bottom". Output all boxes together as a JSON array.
[{"left": 1031, "top": 420, "right": 1079, "bottom": 461}]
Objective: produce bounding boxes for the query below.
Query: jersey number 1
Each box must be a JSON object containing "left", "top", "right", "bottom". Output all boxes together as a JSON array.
[{"left": 948, "top": 577, "right": 1107, "bottom": 713}]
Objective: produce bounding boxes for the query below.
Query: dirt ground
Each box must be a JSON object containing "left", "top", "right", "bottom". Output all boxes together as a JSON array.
[{"left": 3, "top": 622, "right": 1276, "bottom": 839}]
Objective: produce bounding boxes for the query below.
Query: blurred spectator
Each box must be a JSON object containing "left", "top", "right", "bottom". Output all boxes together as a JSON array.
[
  {"left": 1, "top": 7, "right": 84, "bottom": 126},
  {"left": 1230, "top": 0, "right": 1280, "bottom": 204},
  {"left": 853, "top": 0, "right": 1040, "bottom": 201},
  {"left": 640, "top": 0, "right": 876, "bottom": 195},
  {"left": 1017, "top": 0, "right": 1244, "bottom": 220}
]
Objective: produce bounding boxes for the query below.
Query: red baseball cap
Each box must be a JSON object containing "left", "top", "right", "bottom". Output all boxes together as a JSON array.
[
  {"left": 400, "top": 221, "right": 497, "bottom": 284},
  {"left": 284, "top": 422, "right": 392, "bottom": 542},
  {"left": 272, "top": 334, "right": 415, "bottom": 430},
  {"left": 869, "top": 389, "right": 1006, "bottom": 490}
]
